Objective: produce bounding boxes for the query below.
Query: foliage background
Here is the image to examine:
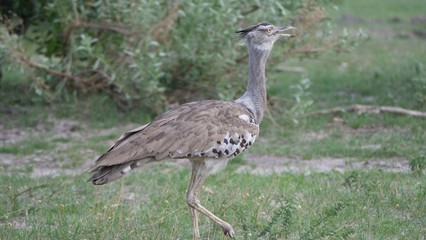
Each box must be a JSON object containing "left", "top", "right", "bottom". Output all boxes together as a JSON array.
[{"left": 1, "top": 0, "right": 351, "bottom": 115}]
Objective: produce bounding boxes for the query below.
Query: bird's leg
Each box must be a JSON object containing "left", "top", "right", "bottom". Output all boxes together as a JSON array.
[
  {"left": 189, "top": 207, "right": 200, "bottom": 239},
  {"left": 187, "top": 160, "right": 235, "bottom": 238},
  {"left": 187, "top": 165, "right": 200, "bottom": 239}
]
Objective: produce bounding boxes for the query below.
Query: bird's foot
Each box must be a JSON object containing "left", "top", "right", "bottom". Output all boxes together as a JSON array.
[{"left": 223, "top": 224, "right": 235, "bottom": 238}]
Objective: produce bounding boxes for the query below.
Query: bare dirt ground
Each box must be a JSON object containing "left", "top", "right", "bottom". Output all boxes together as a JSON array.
[
  {"left": 238, "top": 155, "right": 410, "bottom": 175},
  {"left": 0, "top": 118, "right": 411, "bottom": 178},
  {"left": 0, "top": 118, "right": 93, "bottom": 177}
]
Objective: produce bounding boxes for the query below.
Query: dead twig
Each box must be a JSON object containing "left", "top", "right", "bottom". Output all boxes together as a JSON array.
[
  {"left": 12, "top": 48, "right": 111, "bottom": 90},
  {"left": 9, "top": 184, "right": 48, "bottom": 213},
  {"left": 310, "top": 104, "right": 426, "bottom": 118},
  {"left": 12, "top": 184, "right": 49, "bottom": 200},
  {"left": 149, "top": 2, "right": 181, "bottom": 44},
  {"left": 13, "top": 51, "right": 81, "bottom": 83},
  {"left": 11, "top": 49, "right": 125, "bottom": 101}
]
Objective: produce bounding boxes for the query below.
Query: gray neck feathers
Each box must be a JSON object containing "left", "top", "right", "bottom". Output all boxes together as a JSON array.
[{"left": 235, "top": 42, "right": 272, "bottom": 123}]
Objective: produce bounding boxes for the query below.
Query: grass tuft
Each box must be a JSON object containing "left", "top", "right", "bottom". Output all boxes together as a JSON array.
[{"left": 409, "top": 154, "right": 426, "bottom": 175}]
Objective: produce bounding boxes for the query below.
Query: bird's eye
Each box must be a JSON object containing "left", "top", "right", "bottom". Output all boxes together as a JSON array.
[{"left": 267, "top": 28, "right": 273, "bottom": 33}]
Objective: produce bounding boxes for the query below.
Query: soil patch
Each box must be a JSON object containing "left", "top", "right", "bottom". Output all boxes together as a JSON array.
[
  {"left": 0, "top": 118, "right": 412, "bottom": 178},
  {"left": 237, "top": 154, "right": 410, "bottom": 175}
]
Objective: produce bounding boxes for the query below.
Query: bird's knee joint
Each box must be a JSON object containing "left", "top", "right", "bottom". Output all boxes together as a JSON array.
[{"left": 187, "top": 196, "right": 199, "bottom": 208}]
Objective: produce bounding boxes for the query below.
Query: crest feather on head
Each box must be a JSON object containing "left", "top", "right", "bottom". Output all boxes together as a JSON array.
[{"left": 236, "top": 22, "right": 271, "bottom": 39}]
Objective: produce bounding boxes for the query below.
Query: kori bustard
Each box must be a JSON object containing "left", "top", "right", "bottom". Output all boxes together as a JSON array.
[{"left": 89, "top": 23, "right": 295, "bottom": 238}]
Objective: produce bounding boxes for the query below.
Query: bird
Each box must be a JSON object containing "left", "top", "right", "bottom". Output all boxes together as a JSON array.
[{"left": 88, "top": 22, "right": 295, "bottom": 239}]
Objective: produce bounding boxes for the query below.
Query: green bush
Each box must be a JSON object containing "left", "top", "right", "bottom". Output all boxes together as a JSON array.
[{"left": 1, "top": 0, "right": 344, "bottom": 114}]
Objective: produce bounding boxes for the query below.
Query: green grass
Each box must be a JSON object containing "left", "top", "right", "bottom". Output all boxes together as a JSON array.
[
  {"left": 0, "top": 137, "right": 56, "bottom": 155},
  {"left": 1, "top": 0, "right": 426, "bottom": 239},
  {"left": 0, "top": 166, "right": 425, "bottom": 239},
  {"left": 254, "top": 114, "right": 426, "bottom": 160}
]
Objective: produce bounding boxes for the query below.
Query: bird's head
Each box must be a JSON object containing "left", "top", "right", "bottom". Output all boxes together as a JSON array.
[{"left": 237, "top": 23, "right": 295, "bottom": 50}]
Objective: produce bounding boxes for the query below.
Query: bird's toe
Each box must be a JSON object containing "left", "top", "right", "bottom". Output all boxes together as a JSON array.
[{"left": 223, "top": 225, "right": 235, "bottom": 238}]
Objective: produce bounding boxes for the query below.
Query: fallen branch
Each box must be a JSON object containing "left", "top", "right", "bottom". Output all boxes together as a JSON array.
[{"left": 310, "top": 104, "right": 426, "bottom": 118}]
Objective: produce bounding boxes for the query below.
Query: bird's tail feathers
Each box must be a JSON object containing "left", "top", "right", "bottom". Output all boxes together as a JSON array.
[{"left": 89, "top": 163, "right": 133, "bottom": 185}]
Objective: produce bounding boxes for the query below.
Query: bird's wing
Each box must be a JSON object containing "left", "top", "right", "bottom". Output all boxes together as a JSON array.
[
  {"left": 105, "top": 124, "right": 150, "bottom": 152},
  {"left": 91, "top": 100, "right": 259, "bottom": 170}
]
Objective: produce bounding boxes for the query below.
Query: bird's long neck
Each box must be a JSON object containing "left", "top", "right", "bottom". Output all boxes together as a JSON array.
[{"left": 236, "top": 44, "right": 272, "bottom": 123}]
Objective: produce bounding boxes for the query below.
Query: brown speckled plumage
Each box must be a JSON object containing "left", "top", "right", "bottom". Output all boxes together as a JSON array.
[{"left": 89, "top": 100, "right": 258, "bottom": 183}]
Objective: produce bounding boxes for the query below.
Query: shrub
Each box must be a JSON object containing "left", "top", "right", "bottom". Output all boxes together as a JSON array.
[{"left": 1, "top": 0, "right": 348, "bottom": 114}]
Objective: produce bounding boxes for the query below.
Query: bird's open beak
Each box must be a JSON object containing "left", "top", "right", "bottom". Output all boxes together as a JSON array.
[{"left": 277, "top": 26, "right": 296, "bottom": 38}]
